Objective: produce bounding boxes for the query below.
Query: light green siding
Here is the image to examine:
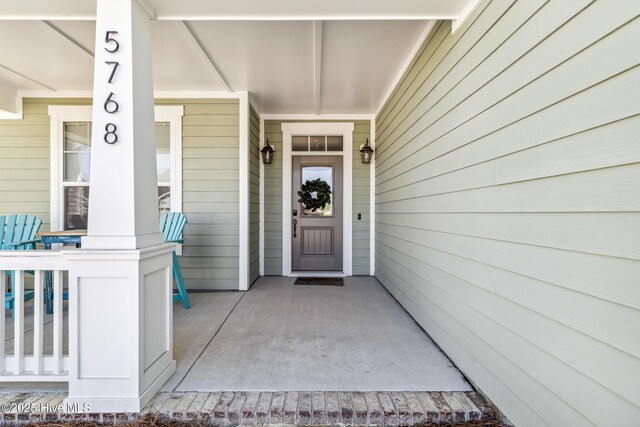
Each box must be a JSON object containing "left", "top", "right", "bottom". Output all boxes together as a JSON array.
[
  {"left": 249, "top": 105, "right": 260, "bottom": 285},
  {"left": 0, "top": 97, "right": 240, "bottom": 290},
  {"left": 263, "top": 119, "right": 371, "bottom": 276},
  {"left": 0, "top": 99, "right": 90, "bottom": 230},
  {"left": 375, "top": 1, "right": 640, "bottom": 426},
  {"left": 160, "top": 99, "right": 240, "bottom": 290}
]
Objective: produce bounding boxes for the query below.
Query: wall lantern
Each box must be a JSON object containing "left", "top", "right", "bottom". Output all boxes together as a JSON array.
[
  {"left": 261, "top": 139, "right": 275, "bottom": 164},
  {"left": 360, "top": 138, "right": 374, "bottom": 164}
]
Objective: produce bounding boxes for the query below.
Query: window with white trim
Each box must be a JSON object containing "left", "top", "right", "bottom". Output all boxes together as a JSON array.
[{"left": 49, "top": 105, "right": 183, "bottom": 231}]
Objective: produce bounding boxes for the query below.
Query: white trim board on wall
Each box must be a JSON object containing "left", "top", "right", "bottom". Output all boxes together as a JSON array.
[
  {"left": 238, "top": 92, "right": 250, "bottom": 291},
  {"left": 281, "top": 122, "right": 354, "bottom": 277}
]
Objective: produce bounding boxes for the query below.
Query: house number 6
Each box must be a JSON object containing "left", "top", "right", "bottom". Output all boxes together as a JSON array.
[{"left": 104, "top": 31, "right": 120, "bottom": 144}]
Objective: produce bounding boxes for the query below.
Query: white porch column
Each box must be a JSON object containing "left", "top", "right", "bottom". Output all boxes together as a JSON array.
[{"left": 64, "top": 0, "right": 176, "bottom": 413}]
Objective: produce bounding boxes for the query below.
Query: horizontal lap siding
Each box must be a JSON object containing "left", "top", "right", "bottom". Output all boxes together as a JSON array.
[
  {"left": 263, "top": 119, "right": 371, "bottom": 276},
  {"left": 157, "top": 99, "right": 240, "bottom": 290},
  {"left": 0, "top": 98, "right": 240, "bottom": 290},
  {"left": 374, "top": 1, "right": 640, "bottom": 426},
  {"left": 0, "top": 98, "right": 91, "bottom": 231},
  {"left": 249, "top": 105, "right": 260, "bottom": 285}
]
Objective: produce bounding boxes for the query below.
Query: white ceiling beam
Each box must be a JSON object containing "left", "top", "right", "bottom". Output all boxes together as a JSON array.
[
  {"left": 0, "top": 64, "right": 56, "bottom": 91},
  {"left": 41, "top": 21, "right": 94, "bottom": 59},
  {"left": 313, "top": 21, "right": 323, "bottom": 116},
  {"left": 452, "top": 0, "right": 482, "bottom": 33},
  {"left": 175, "top": 21, "right": 232, "bottom": 92}
]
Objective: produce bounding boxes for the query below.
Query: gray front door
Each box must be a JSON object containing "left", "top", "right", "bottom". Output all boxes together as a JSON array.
[{"left": 292, "top": 156, "right": 343, "bottom": 271}]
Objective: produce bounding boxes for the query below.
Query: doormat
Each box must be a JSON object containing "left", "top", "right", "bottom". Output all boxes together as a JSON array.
[{"left": 294, "top": 277, "right": 344, "bottom": 286}]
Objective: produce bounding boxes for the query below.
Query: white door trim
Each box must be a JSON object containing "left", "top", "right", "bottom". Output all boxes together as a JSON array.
[{"left": 281, "top": 122, "right": 354, "bottom": 277}]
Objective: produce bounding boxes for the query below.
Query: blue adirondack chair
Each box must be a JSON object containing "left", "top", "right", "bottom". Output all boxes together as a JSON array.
[
  {"left": 1, "top": 214, "right": 43, "bottom": 312},
  {"left": 160, "top": 212, "right": 191, "bottom": 309}
]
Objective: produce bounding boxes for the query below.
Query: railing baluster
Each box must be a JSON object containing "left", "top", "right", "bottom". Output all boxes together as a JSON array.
[
  {"left": 0, "top": 270, "right": 5, "bottom": 373},
  {"left": 14, "top": 270, "right": 24, "bottom": 374},
  {"left": 53, "top": 270, "right": 63, "bottom": 374},
  {"left": 0, "top": 253, "right": 69, "bottom": 381},
  {"left": 33, "top": 270, "right": 44, "bottom": 374}
]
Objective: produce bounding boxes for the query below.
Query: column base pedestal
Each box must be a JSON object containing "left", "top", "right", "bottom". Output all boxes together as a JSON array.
[{"left": 64, "top": 243, "right": 176, "bottom": 413}]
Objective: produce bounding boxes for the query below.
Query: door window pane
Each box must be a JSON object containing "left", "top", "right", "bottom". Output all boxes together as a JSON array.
[
  {"left": 301, "top": 166, "right": 333, "bottom": 217},
  {"left": 64, "top": 186, "right": 89, "bottom": 230},
  {"left": 292, "top": 136, "right": 308, "bottom": 151},
  {"left": 310, "top": 136, "right": 325, "bottom": 151},
  {"left": 326, "top": 136, "right": 343, "bottom": 151}
]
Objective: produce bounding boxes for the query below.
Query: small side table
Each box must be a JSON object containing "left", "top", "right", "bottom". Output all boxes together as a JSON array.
[{"left": 38, "top": 230, "right": 87, "bottom": 314}]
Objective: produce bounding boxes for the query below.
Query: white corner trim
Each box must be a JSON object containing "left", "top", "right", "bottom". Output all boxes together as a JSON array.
[
  {"left": 259, "top": 115, "right": 265, "bottom": 276},
  {"left": 281, "top": 122, "right": 354, "bottom": 277},
  {"left": 369, "top": 118, "right": 376, "bottom": 276},
  {"left": 375, "top": 20, "right": 437, "bottom": 118},
  {"left": 238, "top": 92, "right": 250, "bottom": 290},
  {"left": 452, "top": 0, "right": 482, "bottom": 34},
  {"left": 249, "top": 93, "right": 262, "bottom": 115},
  {"left": 48, "top": 105, "right": 184, "bottom": 232}
]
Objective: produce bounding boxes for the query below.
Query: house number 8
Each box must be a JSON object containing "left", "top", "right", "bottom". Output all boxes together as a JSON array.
[{"left": 104, "top": 31, "right": 120, "bottom": 144}]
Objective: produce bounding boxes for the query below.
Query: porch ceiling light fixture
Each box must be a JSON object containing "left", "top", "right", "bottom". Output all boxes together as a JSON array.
[
  {"left": 360, "top": 138, "right": 374, "bottom": 164},
  {"left": 261, "top": 139, "right": 275, "bottom": 164}
]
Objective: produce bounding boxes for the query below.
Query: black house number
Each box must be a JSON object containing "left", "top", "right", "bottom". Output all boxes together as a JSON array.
[{"left": 104, "top": 31, "right": 120, "bottom": 144}]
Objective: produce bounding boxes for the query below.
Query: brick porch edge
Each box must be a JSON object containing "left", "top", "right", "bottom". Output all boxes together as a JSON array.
[{"left": 0, "top": 391, "right": 498, "bottom": 426}]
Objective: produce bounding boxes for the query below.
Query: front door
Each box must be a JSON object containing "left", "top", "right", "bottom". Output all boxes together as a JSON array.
[{"left": 292, "top": 156, "right": 343, "bottom": 271}]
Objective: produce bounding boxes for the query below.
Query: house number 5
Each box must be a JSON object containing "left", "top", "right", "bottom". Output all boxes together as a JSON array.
[{"left": 104, "top": 31, "right": 120, "bottom": 144}]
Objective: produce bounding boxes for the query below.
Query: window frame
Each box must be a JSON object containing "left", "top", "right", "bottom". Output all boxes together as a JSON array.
[{"left": 48, "top": 104, "right": 183, "bottom": 232}]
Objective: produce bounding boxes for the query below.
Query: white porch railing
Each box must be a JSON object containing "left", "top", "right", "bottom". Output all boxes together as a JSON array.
[{"left": 0, "top": 251, "right": 69, "bottom": 381}]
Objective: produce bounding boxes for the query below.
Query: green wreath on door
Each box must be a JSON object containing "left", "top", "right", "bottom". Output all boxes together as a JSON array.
[{"left": 297, "top": 178, "right": 332, "bottom": 212}]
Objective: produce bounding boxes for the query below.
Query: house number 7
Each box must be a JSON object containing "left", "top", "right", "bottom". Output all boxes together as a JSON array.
[{"left": 104, "top": 31, "right": 119, "bottom": 144}]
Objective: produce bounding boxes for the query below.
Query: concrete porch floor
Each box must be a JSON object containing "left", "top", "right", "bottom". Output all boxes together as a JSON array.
[{"left": 1, "top": 277, "right": 498, "bottom": 425}]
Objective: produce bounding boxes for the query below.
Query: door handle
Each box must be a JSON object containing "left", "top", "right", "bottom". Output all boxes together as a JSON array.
[{"left": 293, "top": 219, "right": 297, "bottom": 238}]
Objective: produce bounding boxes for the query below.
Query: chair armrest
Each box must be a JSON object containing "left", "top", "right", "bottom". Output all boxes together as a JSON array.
[
  {"left": 5, "top": 238, "right": 40, "bottom": 247},
  {"left": 166, "top": 239, "right": 184, "bottom": 244}
]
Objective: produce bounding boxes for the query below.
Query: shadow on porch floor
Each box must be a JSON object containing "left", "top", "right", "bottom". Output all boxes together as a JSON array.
[
  {"left": 3, "top": 276, "right": 471, "bottom": 393},
  {"left": 170, "top": 276, "right": 471, "bottom": 392}
]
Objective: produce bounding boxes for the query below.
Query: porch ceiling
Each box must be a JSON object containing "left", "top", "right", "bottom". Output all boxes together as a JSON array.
[
  {"left": 0, "top": 18, "right": 429, "bottom": 114},
  {"left": 0, "top": 0, "right": 483, "bottom": 115}
]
